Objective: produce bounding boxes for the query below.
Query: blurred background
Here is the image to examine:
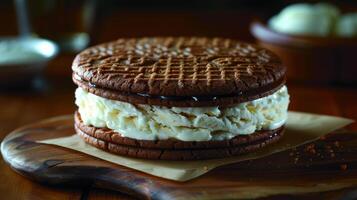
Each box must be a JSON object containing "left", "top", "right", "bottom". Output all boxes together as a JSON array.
[{"left": 0, "top": 0, "right": 356, "bottom": 91}]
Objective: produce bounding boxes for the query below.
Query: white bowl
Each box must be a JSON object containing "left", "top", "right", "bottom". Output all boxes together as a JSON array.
[{"left": 0, "top": 37, "right": 59, "bottom": 88}]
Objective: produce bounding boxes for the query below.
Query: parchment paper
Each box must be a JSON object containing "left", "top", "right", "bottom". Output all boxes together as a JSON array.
[{"left": 39, "top": 111, "right": 354, "bottom": 181}]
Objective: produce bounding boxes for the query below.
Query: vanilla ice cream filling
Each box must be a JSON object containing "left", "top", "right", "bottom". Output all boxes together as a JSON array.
[{"left": 75, "top": 86, "right": 289, "bottom": 141}]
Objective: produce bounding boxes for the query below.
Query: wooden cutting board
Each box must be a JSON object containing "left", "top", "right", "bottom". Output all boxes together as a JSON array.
[{"left": 2, "top": 115, "right": 357, "bottom": 200}]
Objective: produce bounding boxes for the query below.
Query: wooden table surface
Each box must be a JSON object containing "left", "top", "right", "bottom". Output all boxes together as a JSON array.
[
  {"left": 0, "top": 53, "right": 357, "bottom": 200},
  {"left": 0, "top": 1, "right": 356, "bottom": 198}
]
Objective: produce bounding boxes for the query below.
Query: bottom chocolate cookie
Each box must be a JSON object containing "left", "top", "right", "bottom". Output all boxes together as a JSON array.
[{"left": 74, "top": 112, "right": 285, "bottom": 160}]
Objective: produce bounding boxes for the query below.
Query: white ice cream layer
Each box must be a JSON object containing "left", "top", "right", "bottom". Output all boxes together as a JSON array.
[{"left": 75, "top": 86, "right": 289, "bottom": 141}]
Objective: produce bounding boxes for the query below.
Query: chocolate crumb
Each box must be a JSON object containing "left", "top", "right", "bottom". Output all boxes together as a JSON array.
[{"left": 305, "top": 144, "right": 317, "bottom": 155}]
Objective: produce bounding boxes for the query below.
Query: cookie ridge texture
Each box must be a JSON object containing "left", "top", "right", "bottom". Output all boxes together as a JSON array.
[{"left": 72, "top": 37, "right": 286, "bottom": 100}]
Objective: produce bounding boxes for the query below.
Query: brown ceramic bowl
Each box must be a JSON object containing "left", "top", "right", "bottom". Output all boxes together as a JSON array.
[{"left": 250, "top": 21, "right": 357, "bottom": 85}]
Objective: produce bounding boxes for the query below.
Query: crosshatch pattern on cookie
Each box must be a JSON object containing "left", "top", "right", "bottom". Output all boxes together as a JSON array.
[{"left": 72, "top": 37, "right": 285, "bottom": 96}]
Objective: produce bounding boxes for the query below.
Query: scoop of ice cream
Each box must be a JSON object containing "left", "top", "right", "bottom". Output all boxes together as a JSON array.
[
  {"left": 315, "top": 3, "right": 340, "bottom": 20},
  {"left": 335, "top": 13, "right": 357, "bottom": 37},
  {"left": 268, "top": 3, "right": 339, "bottom": 37}
]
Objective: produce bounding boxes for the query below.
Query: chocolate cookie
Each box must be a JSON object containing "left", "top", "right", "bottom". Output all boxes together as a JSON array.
[
  {"left": 72, "top": 37, "right": 285, "bottom": 107},
  {"left": 75, "top": 113, "right": 284, "bottom": 160},
  {"left": 72, "top": 37, "right": 289, "bottom": 160}
]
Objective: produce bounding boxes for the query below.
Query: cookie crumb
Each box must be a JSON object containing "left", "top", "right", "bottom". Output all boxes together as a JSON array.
[{"left": 305, "top": 144, "right": 317, "bottom": 155}]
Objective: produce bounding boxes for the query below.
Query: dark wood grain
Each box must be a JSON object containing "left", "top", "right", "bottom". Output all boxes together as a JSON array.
[
  {"left": 2, "top": 113, "right": 357, "bottom": 200},
  {"left": 87, "top": 189, "right": 136, "bottom": 200},
  {"left": 0, "top": 158, "right": 82, "bottom": 200}
]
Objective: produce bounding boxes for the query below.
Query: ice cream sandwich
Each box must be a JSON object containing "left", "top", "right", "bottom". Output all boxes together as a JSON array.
[{"left": 72, "top": 37, "right": 289, "bottom": 160}]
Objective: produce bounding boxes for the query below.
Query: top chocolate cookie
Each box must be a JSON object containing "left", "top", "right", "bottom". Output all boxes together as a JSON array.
[{"left": 72, "top": 37, "right": 286, "bottom": 107}]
